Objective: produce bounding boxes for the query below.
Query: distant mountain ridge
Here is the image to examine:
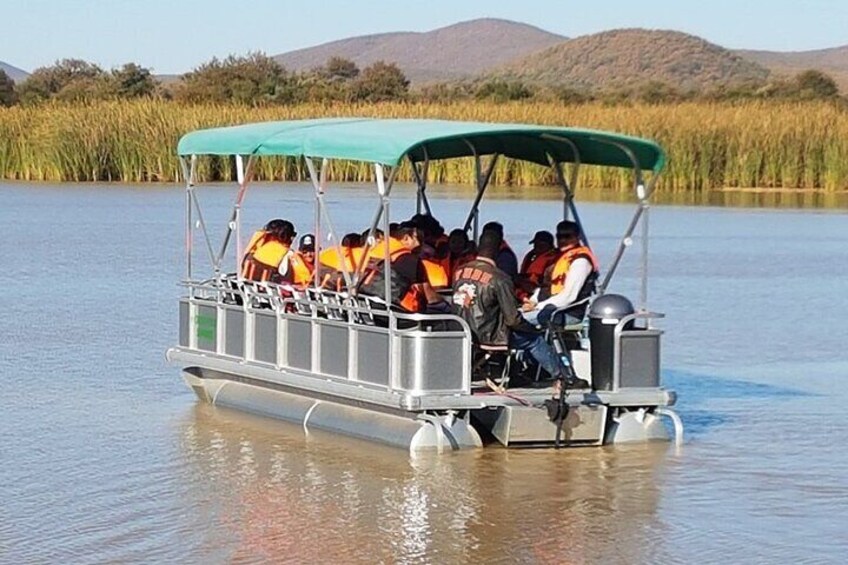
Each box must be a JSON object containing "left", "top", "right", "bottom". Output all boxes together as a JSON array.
[
  {"left": 270, "top": 19, "right": 848, "bottom": 93},
  {"left": 273, "top": 18, "right": 565, "bottom": 83},
  {"left": 5, "top": 19, "right": 848, "bottom": 93},
  {"left": 491, "top": 29, "right": 770, "bottom": 91},
  {"left": 735, "top": 45, "right": 848, "bottom": 92},
  {"left": 0, "top": 61, "right": 29, "bottom": 82}
]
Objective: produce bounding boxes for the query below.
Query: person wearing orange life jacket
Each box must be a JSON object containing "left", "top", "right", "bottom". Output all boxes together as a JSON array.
[
  {"left": 316, "top": 232, "right": 368, "bottom": 291},
  {"left": 241, "top": 219, "right": 296, "bottom": 282},
  {"left": 482, "top": 221, "right": 518, "bottom": 280},
  {"left": 409, "top": 214, "right": 451, "bottom": 288},
  {"left": 522, "top": 220, "right": 600, "bottom": 327},
  {"left": 359, "top": 223, "right": 444, "bottom": 312},
  {"left": 516, "top": 230, "right": 559, "bottom": 298},
  {"left": 288, "top": 233, "right": 315, "bottom": 286},
  {"left": 447, "top": 228, "right": 476, "bottom": 283}
]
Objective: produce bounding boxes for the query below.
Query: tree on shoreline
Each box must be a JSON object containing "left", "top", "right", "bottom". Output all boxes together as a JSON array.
[
  {"left": 350, "top": 61, "right": 409, "bottom": 102},
  {"left": 14, "top": 59, "right": 159, "bottom": 104},
  {"left": 0, "top": 69, "right": 17, "bottom": 107},
  {"left": 174, "top": 52, "right": 296, "bottom": 105}
]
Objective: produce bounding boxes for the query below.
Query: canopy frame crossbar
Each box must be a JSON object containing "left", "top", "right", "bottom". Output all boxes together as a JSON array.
[
  {"left": 180, "top": 154, "right": 257, "bottom": 281},
  {"left": 350, "top": 164, "right": 399, "bottom": 291},
  {"left": 541, "top": 133, "right": 583, "bottom": 223},
  {"left": 219, "top": 154, "right": 256, "bottom": 277},
  {"left": 304, "top": 157, "right": 354, "bottom": 290},
  {"left": 460, "top": 142, "right": 500, "bottom": 240},
  {"left": 590, "top": 137, "right": 660, "bottom": 315},
  {"left": 409, "top": 150, "right": 432, "bottom": 216}
]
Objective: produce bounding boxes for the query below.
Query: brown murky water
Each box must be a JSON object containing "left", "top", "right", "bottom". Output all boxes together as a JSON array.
[{"left": 1, "top": 182, "right": 847, "bottom": 563}]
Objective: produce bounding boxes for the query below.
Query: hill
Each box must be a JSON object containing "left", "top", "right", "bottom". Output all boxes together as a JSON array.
[
  {"left": 735, "top": 45, "right": 848, "bottom": 92},
  {"left": 491, "top": 29, "right": 771, "bottom": 92},
  {"left": 272, "top": 18, "right": 565, "bottom": 83},
  {"left": 0, "top": 61, "right": 29, "bottom": 82}
]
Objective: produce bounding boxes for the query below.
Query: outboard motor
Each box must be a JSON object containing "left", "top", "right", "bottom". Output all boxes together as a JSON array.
[{"left": 588, "top": 294, "right": 635, "bottom": 391}]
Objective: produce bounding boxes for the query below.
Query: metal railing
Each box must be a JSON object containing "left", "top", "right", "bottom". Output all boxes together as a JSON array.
[{"left": 179, "top": 277, "right": 473, "bottom": 396}]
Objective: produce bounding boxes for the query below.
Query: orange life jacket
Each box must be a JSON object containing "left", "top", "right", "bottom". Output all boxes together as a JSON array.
[
  {"left": 520, "top": 249, "right": 560, "bottom": 286},
  {"left": 360, "top": 238, "right": 421, "bottom": 312},
  {"left": 549, "top": 245, "right": 600, "bottom": 295},
  {"left": 288, "top": 252, "right": 313, "bottom": 287},
  {"left": 319, "top": 245, "right": 365, "bottom": 273},
  {"left": 241, "top": 230, "right": 291, "bottom": 282},
  {"left": 422, "top": 258, "right": 449, "bottom": 289}
]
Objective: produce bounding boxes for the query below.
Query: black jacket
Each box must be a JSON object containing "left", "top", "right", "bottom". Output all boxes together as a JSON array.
[{"left": 452, "top": 257, "right": 536, "bottom": 346}]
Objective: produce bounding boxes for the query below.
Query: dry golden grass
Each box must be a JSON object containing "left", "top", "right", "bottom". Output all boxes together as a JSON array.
[{"left": 1, "top": 99, "right": 846, "bottom": 191}]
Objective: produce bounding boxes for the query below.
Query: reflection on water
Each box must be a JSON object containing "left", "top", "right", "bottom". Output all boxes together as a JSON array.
[
  {"left": 1, "top": 183, "right": 847, "bottom": 563},
  {"left": 178, "top": 404, "right": 671, "bottom": 564}
]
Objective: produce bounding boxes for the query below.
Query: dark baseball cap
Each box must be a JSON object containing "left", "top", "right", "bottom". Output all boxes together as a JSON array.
[
  {"left": 298, "top": 233, "right": 315, "bottom": 250},
  {"left": 528, "top": 230, "right": 554, "bottom": 246}
]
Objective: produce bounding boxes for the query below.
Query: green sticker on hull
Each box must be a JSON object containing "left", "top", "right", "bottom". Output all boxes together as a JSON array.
[{"left": 195, "top": 314, "right": 216, "bottom": 341}]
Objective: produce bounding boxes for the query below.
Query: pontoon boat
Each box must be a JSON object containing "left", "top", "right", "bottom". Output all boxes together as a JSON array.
[{"left": 166, "top": 118, "right": 683, "bottom": 452}]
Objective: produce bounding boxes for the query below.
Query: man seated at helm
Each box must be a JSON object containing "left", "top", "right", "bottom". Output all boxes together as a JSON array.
[
  {"left": 452, "top": 230, "right": 588, "bottom": 388},
  {"left": 359, "top": 222, "right": 444, "bottom": 313},
  {"left": 522, "top": 220, "right": 599, "bottom": 327},
  {"left": 481, "top": 221, "right": 518, "bottom": 280},
  {"left": 516, "top": 230, "right": 558, "bottom": 299}
]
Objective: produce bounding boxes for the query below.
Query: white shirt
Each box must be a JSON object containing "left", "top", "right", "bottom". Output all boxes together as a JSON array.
[{"left": 534, "top": 257, "right": 592, "bottom": 311}]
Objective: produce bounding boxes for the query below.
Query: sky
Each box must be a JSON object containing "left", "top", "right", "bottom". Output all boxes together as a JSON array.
[{"left": 1, "top": 0, "right": 847, "bottom": 74}]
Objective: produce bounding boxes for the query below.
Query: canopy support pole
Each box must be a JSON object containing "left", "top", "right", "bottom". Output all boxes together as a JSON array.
[
  {"left": 305, "top": 157, "right": 353, "bottom": 290},
  {"left": 375, "top": 163, "right": 397, "bottom": 390},
  {"left": 215, "top": 154, "right": 255, "bottom": 277},
  {"left": 598, "top": 175, "right": 656, "bottom": 311},
  {"left": 182, "top": 158, "right": 218, "bottom": 274},
  {"left": 352, "top": 166, "right": 399, "bottom": 289},
  {"left": 541, "top": 134, "right": 583, "bottom": 223},
  {"left": 410, "top": 151, "right": 432, "bottom": 216},
  {"left": 179, "top": 156, "right": 196, "bottom": 283},
  {"left": 581, "top": 137, "right": 656, "bottom": 314},
  {"left": 461, "top": 146, "right": 499, "bottom": 239},
  {"left": 376, "top": 164, "right": 394, "bottom": 307}
]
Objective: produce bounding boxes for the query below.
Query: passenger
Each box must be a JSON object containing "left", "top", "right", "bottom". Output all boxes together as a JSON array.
[
  {"left": 317, "top": 233, "right": 365, "bottom": 291},
  {"left": 405, "top": 216, "right": 450, "bottom": 290},
  {"left": 241, "top": 219, "right": 296, "bottom": 282},
  {"left": 447, "top": 228, "right": 476, "bottom": 282},
  {"left": 522, "top": 220, "right": 600, "bottom": 327},
  {"left": 290, "top": 233, "right": 315, "bottom": 286},
  {"left": 341, "top": 232, "right": 362, "bottom": 249},
  {"left": 360, "top": 222, "right": 444, "bottom": 312},
  {"left": 481, "top": 221, "right": 518, "bottom": 280},
  {"left": 516, "top": 230, "right": 558, "bottom": 298},
  {"left": 409, "top": 214, "right": 449, "bottom": 263},
  {"left": 452, "top": 231, "right": 588, "bottom": 388}
]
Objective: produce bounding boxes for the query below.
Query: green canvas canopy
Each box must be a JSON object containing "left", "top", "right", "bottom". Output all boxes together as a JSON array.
[{"left": 177, "top": 118, "right": 666, "bottom": 172}]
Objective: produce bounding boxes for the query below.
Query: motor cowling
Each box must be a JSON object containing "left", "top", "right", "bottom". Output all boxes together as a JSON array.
[{"left": 588, "top": 294, "right": 635, "bottom": 391}]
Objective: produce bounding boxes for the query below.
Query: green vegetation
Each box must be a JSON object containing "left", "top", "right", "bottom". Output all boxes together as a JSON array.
[
  {"left": 0, "top": 69, "right": 16, "bottom": 107},
  {"left": 16, "top": 59, "right": 159, "bottom": 103},
  {"left": 1, "top": 51, "right": 846, "bottom": 191},
  {"left": 1, "top": 99, "right": 846, "bottom": 191}
]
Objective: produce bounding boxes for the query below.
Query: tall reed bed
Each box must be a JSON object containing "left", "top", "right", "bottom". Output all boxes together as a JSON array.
[{"left": 0, "top": 99, "right": 846, "bottom": 190}]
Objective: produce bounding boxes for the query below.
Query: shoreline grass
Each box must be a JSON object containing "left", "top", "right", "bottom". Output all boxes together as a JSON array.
[{"left": 1, "top": 99, "right": 846, "bottom": 191}]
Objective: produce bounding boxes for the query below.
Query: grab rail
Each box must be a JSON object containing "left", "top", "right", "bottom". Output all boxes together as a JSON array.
[{"left": 179, "top": 277, "right": 474, "bottom": 396}]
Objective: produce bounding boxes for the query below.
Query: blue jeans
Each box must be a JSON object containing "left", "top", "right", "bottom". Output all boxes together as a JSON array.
[
  {"left": 522, "top": 305, "right": 581, "bottom": 328},
  {"left": 509, "top": 330, "right": 563, "bottom": 379}
]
